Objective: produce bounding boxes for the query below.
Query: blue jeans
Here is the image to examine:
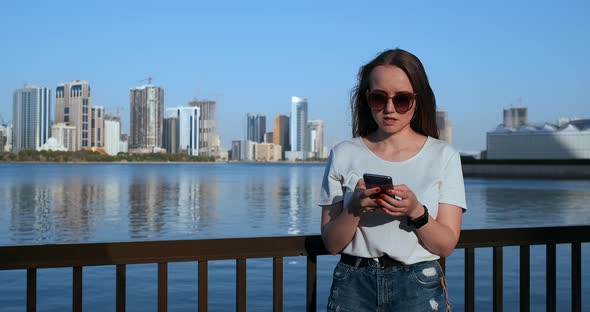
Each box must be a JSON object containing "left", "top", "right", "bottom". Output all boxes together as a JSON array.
[{"left": 327, "top": 258, "right": 450, "bottom": 311}]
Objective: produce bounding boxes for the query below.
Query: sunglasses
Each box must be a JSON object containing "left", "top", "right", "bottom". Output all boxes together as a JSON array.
[{"left": 366, "top": 90, "right": 416, "bottom": 114}]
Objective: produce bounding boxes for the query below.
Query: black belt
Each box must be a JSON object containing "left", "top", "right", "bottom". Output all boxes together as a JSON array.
[{"left": 340, "top": 254, "right": 402, "bottom": 269}]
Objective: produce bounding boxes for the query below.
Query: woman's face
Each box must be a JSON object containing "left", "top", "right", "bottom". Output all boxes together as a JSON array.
[{"left": 368, "top": 65, "right": 416, "bottom": 136}]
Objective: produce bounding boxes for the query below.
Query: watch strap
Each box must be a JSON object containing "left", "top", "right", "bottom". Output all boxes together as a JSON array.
[{"left": 408, "top": 205, "right": 429, "bottom": 229}]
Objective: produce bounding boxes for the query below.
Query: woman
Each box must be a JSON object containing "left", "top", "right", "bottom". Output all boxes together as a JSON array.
[{"left": 319, "top": 49, "right": 466, "bottom": 311}]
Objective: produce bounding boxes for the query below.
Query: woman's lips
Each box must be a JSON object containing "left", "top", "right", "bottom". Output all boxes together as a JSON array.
[{"left": 382, "top": 117, "right": 397, "bottom": 125}]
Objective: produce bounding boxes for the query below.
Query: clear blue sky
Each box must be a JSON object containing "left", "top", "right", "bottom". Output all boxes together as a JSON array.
[{"left": 1, "top": 0, "right": 589, "bottom": 152}]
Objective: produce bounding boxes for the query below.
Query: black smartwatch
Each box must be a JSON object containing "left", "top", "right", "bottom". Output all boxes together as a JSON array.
[{"left": 408, "top": 205, "right": 429, "bottom": 229}]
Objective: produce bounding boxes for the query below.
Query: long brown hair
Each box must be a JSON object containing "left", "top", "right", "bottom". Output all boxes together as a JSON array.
[{"left": 351, "top": 49, "right": 438, "bottom": 138}]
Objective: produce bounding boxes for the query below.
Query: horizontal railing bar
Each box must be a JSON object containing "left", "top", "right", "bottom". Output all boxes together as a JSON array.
[
  {"left": 1, "top": 226, "right": 589, "bottom": 270},
  {"left": 456, "top": 226, "right": 590, "bottom": 248}
]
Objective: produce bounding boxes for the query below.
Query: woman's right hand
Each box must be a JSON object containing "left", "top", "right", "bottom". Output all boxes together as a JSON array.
[{"left": 347, "top": 179, "right": 381, "bottom": 216}]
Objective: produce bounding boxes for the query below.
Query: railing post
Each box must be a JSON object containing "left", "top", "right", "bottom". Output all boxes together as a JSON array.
[
  {"left": 465, "top": 248, "right": 475, "bottom": 312},
  {"left": 27, "top": 268, "right": 37, "bottom": 312},
  {"left": 116, "top": 264, "right": 126, "bottom": 312},
  {"left": 158, "top": 262, "right": 168, "bottom": 312},
  {"left": 198, "top": 261, "right": 208, "bottom": 312},
  {"left": 73, "top": 266, "right": 83, "bottom": 312},
  {"left": 546, "top": 244, "right": 556, "bottom": 312},
  {"left": 306, "top": 255, "right": 317, "bottom": 312},
  {"left": 273, "top": 257, "right": 283, "bottom": 312},
  {"left": 520, "top": 245, "right": 530, "bottom": 312},
  {"left": 493, "top": 247, "right": 503, "bottom": 312},
  {"left": 236, "top": 258, "right": 247, "bottom": 312},
  {"left": 572, "top": 242, "right": 581, "bottom": 312}
]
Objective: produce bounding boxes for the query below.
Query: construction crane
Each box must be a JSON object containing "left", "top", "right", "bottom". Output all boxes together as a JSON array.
[{"left": 138, "top": 76, "right": 154, "bottom": 85}]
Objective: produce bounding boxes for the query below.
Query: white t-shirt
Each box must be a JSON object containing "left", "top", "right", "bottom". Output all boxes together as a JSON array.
[{"left": 319, "top": 136, "right": 467, "bottom": 264}]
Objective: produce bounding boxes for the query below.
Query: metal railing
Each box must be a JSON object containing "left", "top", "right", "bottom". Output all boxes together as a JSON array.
[{"left": 1, "top": 225, "right": 588, "bottom": 312}]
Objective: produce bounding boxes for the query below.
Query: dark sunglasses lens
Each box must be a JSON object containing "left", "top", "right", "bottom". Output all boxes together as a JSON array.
[
  {"left": 367, "top": 93, "right": 387, "bottom": 110},
  {"left": 393, "top": 94, "right": 412, "bottom": 113}
]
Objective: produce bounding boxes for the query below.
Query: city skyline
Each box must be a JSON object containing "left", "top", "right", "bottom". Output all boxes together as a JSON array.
[{"left": 1, "top": 1, "right": 589, "bottom": 152}]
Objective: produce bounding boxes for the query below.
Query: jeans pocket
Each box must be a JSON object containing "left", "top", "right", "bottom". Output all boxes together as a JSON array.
[
  {"left": 411, "top": 262, "right": 442, "bottom": 288},
  {"left": 333, "top": 262, "right": 352, "bottom": 281}
]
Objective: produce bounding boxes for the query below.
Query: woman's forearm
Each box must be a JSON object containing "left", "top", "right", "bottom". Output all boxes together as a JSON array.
[
  {"left": 321, "top": 207, "right": 361, "bottom": 254},
  {"left": 414, "top": 217, "right": 459, "bottom": 258}
]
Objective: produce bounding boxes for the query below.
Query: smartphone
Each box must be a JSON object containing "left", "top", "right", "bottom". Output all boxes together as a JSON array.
[{"left": 363, "top": 173, "right": 394, "bottom": 199}]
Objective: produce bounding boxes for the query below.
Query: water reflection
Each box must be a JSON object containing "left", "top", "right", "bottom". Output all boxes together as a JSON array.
[
  {"left": 3, "top": 165, "right": 590, "bottom": 245},
  {"left": 460, "top": 179, "right": 590, "bottom": 229},
  {"left": 128, "top": 171, "right": 165, "bottom": 238},
  {"left": 10, "top": 184, "right": 53, "bottom": 244}
]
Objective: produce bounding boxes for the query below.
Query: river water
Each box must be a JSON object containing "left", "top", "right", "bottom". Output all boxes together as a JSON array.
[{"left": 0, "top": 163, "right": 589, "bottom": 311}]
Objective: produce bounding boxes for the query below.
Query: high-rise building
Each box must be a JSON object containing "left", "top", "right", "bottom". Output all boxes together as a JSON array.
[
  {"left": 91, "top": 106, "right": 104, "bottom": 147},
  {"left": 273, "top": 114, "right": 290, "bottom": 153},
  {"left": 436, "top": 111, "right": 452, "bottom": 144},
  {"left": 288, "top": 96, "right": 308, "bottom": 160},
  {"left": 104, "top": 116, "right": 121, "bottom": 156},
  {"left": 503, "top": 106, "right": 528, "bottom": 128},
  {"left": 12, "top": 85, "right": 51, "bottom": 152},
  {"left": 246, "top": 113, "right": 266, "bottom": 143},
  {"left": 189, "top": 99, "right": 220, "bottom": 157},
  {"left": 308, "top": 120, "right": 324, "bottom": 159},
  {"left": 129, "top": 85, "right": 164, "bottom": 152},
  {"left": 163, "top": 113, "right": 179, "bottom": 154},
  {"left": 55, "top": 80, "right": 91, "bottom": 150},
  {"left": 165, "top": 107, "right": 200, "bottom": 156},
  {"left": 51, "top": 123, "right": 77, "bottom": 152}
]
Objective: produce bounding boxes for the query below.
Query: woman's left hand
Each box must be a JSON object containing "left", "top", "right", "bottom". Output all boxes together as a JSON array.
[{"left": 376, "top": 184, "right": 424, "bottom": 219}]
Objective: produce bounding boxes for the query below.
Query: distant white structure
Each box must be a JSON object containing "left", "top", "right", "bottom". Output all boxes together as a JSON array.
[
  {"left": 436, "top": 110, "right": 452, "bottom": 144},
  {"left": 487, "top": 118, "right": 590, "bottom": 159},
  {"left": 51, "top": 123, "right": 76, "bottom": 152},
  {"left": 104, "top": 116, "right": 122, "bottom": 156},
  {"left": 39, "top": 137, "right": 67, "bottom": 151},
  {"left": 503, "top": 106, "right": 528, "bottom": 128},
  {"left": 308, "top": 119, "right": 325, "bottom": 159}
]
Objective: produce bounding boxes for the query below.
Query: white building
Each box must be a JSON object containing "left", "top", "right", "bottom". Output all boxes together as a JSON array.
[
  {"left": 287, "top": 96, "right": 309, "bottom": 160},
  {"left": 231, "top": 140, "right": 256, "bottom": 161},
  {"left": 12, "top": 85, "right": 51, "bottom": 152},
  {"left": 104, "top": 117, "right": 122, "bottom": 156},
  {"left": 308, "top": 119, "right": 324, "bottom": 159},
  {"left": 39, "top": 138, "right": 67, "bottom": 151},
  {"left": 486, "top": 119, "right": 590, "bottom": 159},
  {"left": 51, "top": 123, "right": 77, "bottom": 152},
  {"left": 166, "top": 107, "right": 200, "bottom": 156}
]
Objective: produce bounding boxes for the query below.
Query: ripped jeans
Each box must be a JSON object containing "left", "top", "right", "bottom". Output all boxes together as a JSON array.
[{"left": 327, "top": 257, "right": 450, "bottom": 312}]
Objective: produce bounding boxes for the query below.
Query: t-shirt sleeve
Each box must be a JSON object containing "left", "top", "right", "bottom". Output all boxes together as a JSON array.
[
  {"left": 318, "top": 149, "right": 344, "bottom": 206},
  {"left": 439, "top": 151, "right": 467, "bottom": 211}
]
